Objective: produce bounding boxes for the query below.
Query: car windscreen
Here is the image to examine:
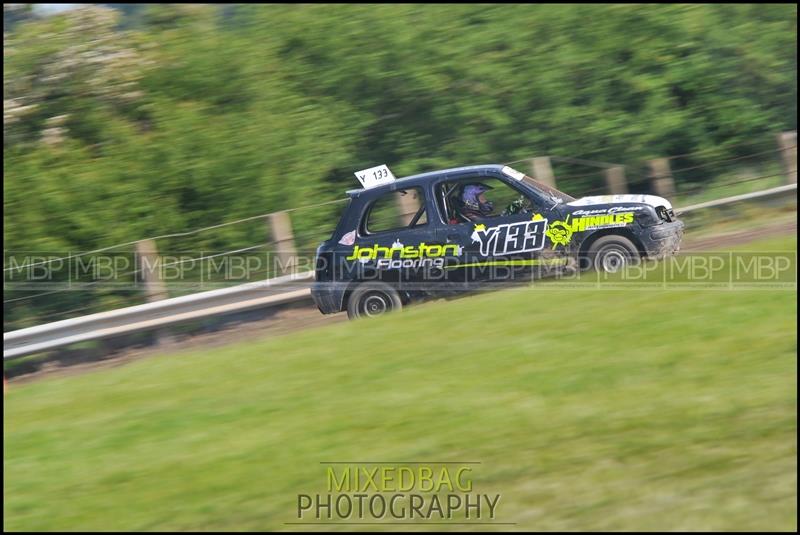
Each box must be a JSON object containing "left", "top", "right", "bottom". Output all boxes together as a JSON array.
[
  {"left": 522, "top": 175, "right": 575, "bottom": 203},
  {"left": 501, "top": 166, "right": 575, "bottom": 203}
]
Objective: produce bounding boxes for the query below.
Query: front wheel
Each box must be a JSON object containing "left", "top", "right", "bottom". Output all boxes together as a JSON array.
[
  {"left": 585, "top": 235, "right": 640, "bottom": 273},
  {"left": 346, "top": 282, "right": 403, "bottom": 320}
]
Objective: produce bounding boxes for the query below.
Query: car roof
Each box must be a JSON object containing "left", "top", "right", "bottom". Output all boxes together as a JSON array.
[{"left": 345, "top": 164, "right": 507, "bottom": 197}]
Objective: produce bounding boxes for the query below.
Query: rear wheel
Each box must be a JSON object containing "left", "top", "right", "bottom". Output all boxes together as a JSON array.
[
  {"left": 585, "top": 235, "right": 640, "bottom": 273},
  {"left": 346, "top": 282, "right": 403, "bottom": 320}
]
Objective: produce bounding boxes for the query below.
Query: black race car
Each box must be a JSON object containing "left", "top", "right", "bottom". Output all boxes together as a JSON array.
[{"left": 312, "top": 164, "right": 684, "bottom": 319}]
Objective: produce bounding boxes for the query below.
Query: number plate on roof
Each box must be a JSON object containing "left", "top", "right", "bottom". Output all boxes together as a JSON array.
[
  {"left": 501, "top": 166, "right": 526, "bottom": 181},
  {"left": 355, "top": 164, "right": 396, "bottom": 189}
]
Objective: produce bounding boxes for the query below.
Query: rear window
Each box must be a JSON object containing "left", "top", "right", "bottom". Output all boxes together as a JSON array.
[{"left": 363, "top": 188, "right": 428, "bottom": 235}]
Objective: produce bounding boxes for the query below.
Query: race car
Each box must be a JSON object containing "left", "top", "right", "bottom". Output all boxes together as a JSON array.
[{"left": 312, "top": 164, "right": 684, "bottom": 319}]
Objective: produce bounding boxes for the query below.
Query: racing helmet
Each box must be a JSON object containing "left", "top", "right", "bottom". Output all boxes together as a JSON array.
[{"left": 462, "top": 183, "right": 494, "bottom": 215}]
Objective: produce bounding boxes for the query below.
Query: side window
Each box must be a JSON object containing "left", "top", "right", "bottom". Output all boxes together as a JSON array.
[
  {"left": 437, "top": 177, "right": 535, "bottom": 224},
  {"left": 363, "top": 188, "right": 428, "bottom": 235}
]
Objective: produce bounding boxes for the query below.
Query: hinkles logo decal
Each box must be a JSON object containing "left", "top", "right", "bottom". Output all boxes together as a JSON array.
[{"left": 545, "top": 212, "right": 636, "bottom": 248}]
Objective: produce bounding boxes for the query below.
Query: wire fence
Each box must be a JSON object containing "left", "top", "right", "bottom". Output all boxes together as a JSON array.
[
  {"left": 5, "top": 136, "right": 797, "bottom": 330},
  {"left": 508, "top": 142, "right": 795, "bottom": 201}
]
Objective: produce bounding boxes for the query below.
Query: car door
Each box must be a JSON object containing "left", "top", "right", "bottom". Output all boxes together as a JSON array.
[
  {"left": 351, "top": 185, "right": 455, "bottom": 290},
  {"left": 434, "top": 173, "right": 554, "bottom": 284}
]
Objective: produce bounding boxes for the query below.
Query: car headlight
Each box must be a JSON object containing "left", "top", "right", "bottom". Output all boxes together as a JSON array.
[
  {"left": 637, "top": 208, "right": 662, "bottom": 227},
  {"left": 655, "top": 206, "right": 675, "bottom": 222}
]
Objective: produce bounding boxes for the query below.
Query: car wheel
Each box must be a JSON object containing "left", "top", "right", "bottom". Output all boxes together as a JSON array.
[
  {"left": 346, "top": 282, "right": 403, "bottom": 320},
  {"left": 586, "top": 235, "right": 640, "bottom": 273}
]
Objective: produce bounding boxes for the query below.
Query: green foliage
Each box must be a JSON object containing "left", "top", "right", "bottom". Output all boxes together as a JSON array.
[
  {"left": 3, "top": 235, "right": 797, "bottom": 530},
  {"left": 3, "top": 4, "right": 797, "bottom": 328}
]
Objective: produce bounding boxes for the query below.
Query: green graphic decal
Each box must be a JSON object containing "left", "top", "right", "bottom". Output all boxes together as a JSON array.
[
  {"left": 569, "top": 212, "right": 634, "bottom": 232},
  {"left": 546, "top": 212, "right": 635, "bottom": 249},
  {"left": 347, "top": 241, "right": 461, "bottom": 270},
  {"left": 346, "top": 242, "right": 460, "bottom": 261},
  {"left": 545, "top": 217, "right": 574, "bottom": 249}
]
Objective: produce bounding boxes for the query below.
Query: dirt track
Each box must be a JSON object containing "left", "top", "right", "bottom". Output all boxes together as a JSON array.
[
  {"left": 681, "top": 219, "right": 797, "bottom": 251},
  {"left": 6, "top": 219, "right": 797, "bottom": 385}
]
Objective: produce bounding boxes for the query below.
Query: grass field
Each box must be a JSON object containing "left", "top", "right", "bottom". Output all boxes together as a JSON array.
[{"left": 3, "top": 236, "right": 797, "bottom": 531}]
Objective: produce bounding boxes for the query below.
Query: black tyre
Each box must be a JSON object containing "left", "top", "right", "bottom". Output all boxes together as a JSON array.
[
  {"left": 585, "top": 235, "right": 640, "bottom": 273},
  {"left": 346, "top": 282, "right": 403, "bottom": 320}
]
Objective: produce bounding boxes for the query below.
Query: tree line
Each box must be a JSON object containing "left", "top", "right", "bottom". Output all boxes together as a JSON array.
[{"left": 3, "top": 3, "right": 797, "bottom": 329}]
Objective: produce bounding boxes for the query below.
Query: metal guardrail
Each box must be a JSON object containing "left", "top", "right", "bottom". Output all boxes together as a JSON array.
[
  {"left": 4, "top": 271, "right": 314, "bottom": 360},
  {"left": 676, "top": 183, "right": 797, "bottom": 214},
  {"left": 4, "top": 184, "right": 797, "bottom": 360}
]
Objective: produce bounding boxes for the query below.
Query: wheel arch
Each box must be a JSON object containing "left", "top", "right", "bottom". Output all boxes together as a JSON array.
[
  {"left": 578, "top": 227, "right": 646, "bottom": 259},
  {"left": 343, "top": 278, "right": 412, "bottom": 311}
]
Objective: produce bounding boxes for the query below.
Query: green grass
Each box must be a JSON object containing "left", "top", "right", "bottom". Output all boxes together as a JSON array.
[
  {"left": 678, "top": 199, "right": 797, "bottom": 244},
  {"left": 3, "top": 236, "right": 797, "bottom": 531}
]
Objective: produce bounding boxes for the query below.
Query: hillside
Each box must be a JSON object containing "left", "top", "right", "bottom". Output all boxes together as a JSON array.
[{"left": 4, "top": 236, "right": 796, "bottom": 531}]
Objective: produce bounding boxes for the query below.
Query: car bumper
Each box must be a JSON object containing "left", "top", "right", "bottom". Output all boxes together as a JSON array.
[
  {"left": 311, "top": 281, "right": 349, "bottom": 314},
  {"left": 642, "top": 220, "right": 684, "bottom": 259}
]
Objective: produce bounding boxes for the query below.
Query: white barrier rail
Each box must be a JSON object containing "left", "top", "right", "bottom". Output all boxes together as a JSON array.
[
  {"left": 4, "top": 271, "right": 314, "bottom": 360},
  {"left": 676, "top": 183, "right": 797, "bottom": 214},
  {"left": 4, "top": 184, "right": 797, "bottom": 360}
]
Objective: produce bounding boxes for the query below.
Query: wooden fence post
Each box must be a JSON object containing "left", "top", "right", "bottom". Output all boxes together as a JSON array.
[
  {"left": 136, "top": 239, "right": 168, "bottom": 301},
  {"left": 531, "top": 157, "right": 556, "bottom": 188},
  {"left": 777, "top": 131, "right": 797, "bottom": 185},
  {"left": 135, "top": 239, "right": 172, "bottom": 345},
  {"left": 267, "top": 211, "right": 298, "bottom": 276},
  {"left": 648, "top": 158, "right": 676, "bottom": 201},
  {"left": 604, "top": 166, "right": 628, "bottom": 195}
]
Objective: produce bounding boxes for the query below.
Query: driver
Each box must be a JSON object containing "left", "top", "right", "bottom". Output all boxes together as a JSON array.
[{"left": 459, "top": 183, "right": 495, "bottom": 221}]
